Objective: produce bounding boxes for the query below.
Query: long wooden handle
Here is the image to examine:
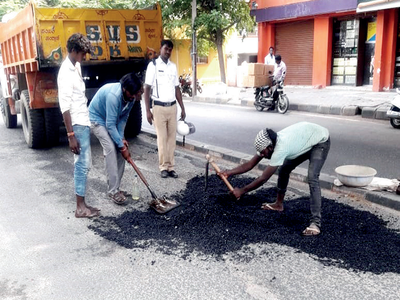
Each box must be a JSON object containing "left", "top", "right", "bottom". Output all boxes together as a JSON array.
[
  {"left": 128, "top": 158, "right": 149, "bottom": 185},
  {"left": 127, "top": 158, "right": 159, "bottom": 199},
  {"left": 206, "top": 156, "right": 234, "bottom": 192}
]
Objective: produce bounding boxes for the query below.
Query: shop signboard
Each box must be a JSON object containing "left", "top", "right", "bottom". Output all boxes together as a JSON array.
[{"left": 367, "top": 21, "right": 376, "bottom": 43}]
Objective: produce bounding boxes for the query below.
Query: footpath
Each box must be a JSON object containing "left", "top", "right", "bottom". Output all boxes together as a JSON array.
[
  {"left": 142, "top": 84, "right": 400, "bottom": 213},
  {"left": 190, "top": 83, "right": 396, "bottom": 120}
]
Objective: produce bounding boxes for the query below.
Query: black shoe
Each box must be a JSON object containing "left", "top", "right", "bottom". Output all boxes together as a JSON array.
[
  {"left": 168, "top": 170, "right": 178, "bottom": 178},
  {"left": 161, "top": 170, "right": 169, "bottom": 178}
]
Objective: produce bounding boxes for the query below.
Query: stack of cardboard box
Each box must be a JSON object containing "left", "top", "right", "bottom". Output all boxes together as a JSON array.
[{"left": 242, "top": 63, "right": 274, "bottom": 88}]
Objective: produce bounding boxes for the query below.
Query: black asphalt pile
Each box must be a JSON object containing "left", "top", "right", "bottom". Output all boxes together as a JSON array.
[{"left": 89, "top": 174, "right": 400, "bottom": 274}]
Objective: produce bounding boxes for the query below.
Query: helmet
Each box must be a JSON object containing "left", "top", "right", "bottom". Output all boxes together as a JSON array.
[{"left": 177, "top": 120, "right": 196, "bottom": 136}]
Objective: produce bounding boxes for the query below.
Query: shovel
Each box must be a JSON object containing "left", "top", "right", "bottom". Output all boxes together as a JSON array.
[
  {"left": 127, "top": 158, "right": 180, "bottom": 214},
  {"left": 205, "top": 154, "right": 234, "bottom": 192}
]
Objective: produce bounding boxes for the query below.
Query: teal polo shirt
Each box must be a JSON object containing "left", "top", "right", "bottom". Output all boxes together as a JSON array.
[{"left": 269, "top": 122, "right": 329, "bottom": 167}]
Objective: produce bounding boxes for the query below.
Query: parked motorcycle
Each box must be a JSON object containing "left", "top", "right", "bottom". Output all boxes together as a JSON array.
[
  {"left": 196, "top": 78, "right": 203, "bottom": 94},
  {"left": 179, "top": 72, "right": 192, "bottom": 97},
  {"left": 387, "top": 88, "right": 400, "bottom": 129},
  {"left": 254, "top": 80, "right": 289, "bottom": 114}
]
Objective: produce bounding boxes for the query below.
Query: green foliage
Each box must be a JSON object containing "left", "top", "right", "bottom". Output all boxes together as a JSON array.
[
  {"left": 159, "top": 0, "right": 254, "bottom": 65},
  {"left": 0, "top": 0, "right": 254, "bottom": 81},
  {"left": 0, "top": 0, "right": 27, "bottom": 19},
  {"left": 196, "top": 40, "right": 213, "bottom": 58},
  {"left": 161, "top": 0, "right": 253, "bottom": 44},
  {"left": 1, "top": 0, "right": 253, "bottom": 47},
  {"left": 0, "top": 0, "right": 156, "bottom": 19},
  {"left": 157, "top": 0, "right": 255, "bottom": 82}
]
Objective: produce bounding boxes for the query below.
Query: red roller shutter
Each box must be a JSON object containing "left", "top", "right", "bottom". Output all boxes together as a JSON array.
[{"left": 275, "top": 20, "right": 314, "bottom": 85}]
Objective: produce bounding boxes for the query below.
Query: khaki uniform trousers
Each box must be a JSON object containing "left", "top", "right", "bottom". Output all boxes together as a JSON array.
[{"left": 153, "top": 104, "right": 177, "bottom": 171}]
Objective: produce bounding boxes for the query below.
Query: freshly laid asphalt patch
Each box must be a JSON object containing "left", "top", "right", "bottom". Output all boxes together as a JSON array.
[{"left": 90, "top": 175, "right": 400, "bottom": 274}]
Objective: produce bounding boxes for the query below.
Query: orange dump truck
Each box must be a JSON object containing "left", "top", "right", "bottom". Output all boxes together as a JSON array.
[{"left": 0, "top": 2, "right": 162, "bottom": 148}]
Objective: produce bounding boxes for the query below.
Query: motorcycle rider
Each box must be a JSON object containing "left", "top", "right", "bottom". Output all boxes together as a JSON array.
[
  {"left": 269, "top": 55, "right": 287, "bottom": 109},
  {"left": 273, "top": 55, "right": 286, "bottom": 83}
]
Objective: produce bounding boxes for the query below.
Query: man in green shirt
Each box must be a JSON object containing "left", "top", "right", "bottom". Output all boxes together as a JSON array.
[{"left": 221, "top": 122, "right": 330, "bottom": 236}]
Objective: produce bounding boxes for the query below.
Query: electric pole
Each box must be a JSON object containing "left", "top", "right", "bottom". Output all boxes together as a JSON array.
[{"left": 192, "top": 0, "right": 197, "bottom": 97}]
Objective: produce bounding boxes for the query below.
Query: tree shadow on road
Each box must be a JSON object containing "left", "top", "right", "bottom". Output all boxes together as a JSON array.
[{"left": 90, "top": 175, "right": 400, "bottom": 274}]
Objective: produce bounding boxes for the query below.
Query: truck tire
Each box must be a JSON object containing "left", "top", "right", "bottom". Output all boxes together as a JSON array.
[
  {"left": 20, "top": 90, "right": 46, "bottom": 148},
  {"left": 1, "top": 93, "right": 17, "bottom": 128},
  {"left": 124, "top": 101, "right": 142, "bottom": 138},
  {"left": 44, "top": 108, "right": 61, "bottom": 147}
]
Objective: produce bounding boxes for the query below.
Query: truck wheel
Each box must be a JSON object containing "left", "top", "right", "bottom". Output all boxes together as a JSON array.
[
  {"left": 390, "top": 118, "right": 400, "bottom": 129},
  {"left": 1, "top": 93, "right": 17, "bottom": 128},
  {"left": 20, "top": 90, "right": 46, "bottom": 148},
  {"left": 44, "top": 108, "right": 61, "bottom": 147},
  {"left": 124, "top": 101, "right": 142, "bottom": 138}
]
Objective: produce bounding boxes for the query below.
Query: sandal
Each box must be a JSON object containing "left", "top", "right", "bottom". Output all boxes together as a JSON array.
[
  {"left": 119, "top": 190, "right": 131, "bottom": 197},
  {"left": 261, "top": 203, "right": 283, "bottom": 211},
  {"left": 302, "top": 223, "right": 321, "bottom": 236},
  {"left": 109, "top": 191, "right": 126, "bottom": 205}
]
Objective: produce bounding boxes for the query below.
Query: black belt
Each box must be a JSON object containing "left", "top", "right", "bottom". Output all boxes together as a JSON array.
[{"left": 153, "top": 100, "right": 176, "bottom": 107}]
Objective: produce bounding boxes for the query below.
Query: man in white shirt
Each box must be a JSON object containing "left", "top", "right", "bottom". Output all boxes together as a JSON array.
[
  {"left": 269, "top": 55, "right": 287, "bottom": 106},
  {"left": 144, "top": 40, "right": 186, "bottom": 178},
  {"left": 273, "top": 55, "right": 287, "bottom": 82},
  {"left": 58, "top": 33, "right": 99, "bottom": 218},
  {"left": 264, "top": 46, "right": 275, "bottom": 65}
]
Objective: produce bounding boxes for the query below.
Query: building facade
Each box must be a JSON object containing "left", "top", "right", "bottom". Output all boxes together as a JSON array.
[{"left": 251, "top": 0, "right": 400, "bottom": 91}]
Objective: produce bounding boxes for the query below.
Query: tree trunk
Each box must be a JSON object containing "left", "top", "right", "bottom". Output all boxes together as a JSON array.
[{"left": 216, "top": 30, "right": 226, "bottom": 84}]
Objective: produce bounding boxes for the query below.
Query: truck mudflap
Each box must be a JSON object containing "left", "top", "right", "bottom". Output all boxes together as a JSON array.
[{"left": 25, "top": 72, "right": 59, "bottom": 109}]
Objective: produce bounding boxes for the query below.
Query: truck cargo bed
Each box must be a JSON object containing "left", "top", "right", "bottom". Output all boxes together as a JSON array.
[{"left": 0, "top": 2, "right": 162, "bottom": 74}]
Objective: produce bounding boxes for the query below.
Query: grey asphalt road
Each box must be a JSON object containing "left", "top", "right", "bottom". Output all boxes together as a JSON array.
[
  {"left": 1, "top": 116, "right": 400, "bottom": 300},
  {"left": 142, "top": 101, "right": 400, "bottom": 179}
]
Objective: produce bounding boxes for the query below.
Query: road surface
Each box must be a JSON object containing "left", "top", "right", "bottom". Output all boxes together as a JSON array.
[{"left": 142, "top": 101, "right": 400, "bottom": 179}]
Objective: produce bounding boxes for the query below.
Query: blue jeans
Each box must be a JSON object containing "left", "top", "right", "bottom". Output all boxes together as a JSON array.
[
  {"left": 73, "top": 125, "right": 91, "bottom": 197},
  {"left": 277, "top": 138, "right": 331, "bottom": 226}
]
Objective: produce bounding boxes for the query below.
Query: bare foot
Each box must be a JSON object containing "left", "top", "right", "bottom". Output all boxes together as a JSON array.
[
  {"left": 86, "top": 205, "right": 101, "bottom": 212},
  {"left": 75, "top": 207, "right": 100, "bottom": 218},
  {"left": 261, "top": 202, "right": 283, "bottom": 211}
]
